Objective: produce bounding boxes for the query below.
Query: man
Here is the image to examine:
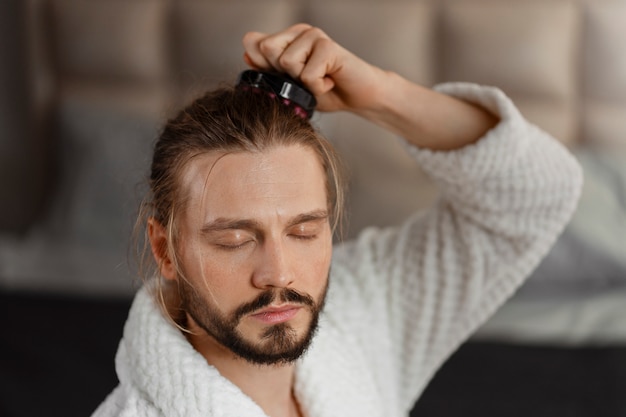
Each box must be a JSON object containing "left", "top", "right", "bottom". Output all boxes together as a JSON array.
[{"left": 93, "top": 24, "right": 582, "bottom": 417}]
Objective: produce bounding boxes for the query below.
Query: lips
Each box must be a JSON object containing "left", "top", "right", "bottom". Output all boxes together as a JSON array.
[{"left": 250, "top": 305, "right": 301, "bottom": 325}]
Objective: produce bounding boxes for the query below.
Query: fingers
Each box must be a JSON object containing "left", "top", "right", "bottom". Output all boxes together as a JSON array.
[
  {"left": 242, "top": 31, "right": 273, "bottom": 70},
  {"left": 242, "top": 24, "right": 338, "bottom": 93},
  {"left": 296, "top": 36, "right": 337, "bottom": 95},
  {"left": 275, "top": 27, "right": 336, "bottom": 93},
  {"left": 242, "top": 23, "right": 313, "bottom": 72}
]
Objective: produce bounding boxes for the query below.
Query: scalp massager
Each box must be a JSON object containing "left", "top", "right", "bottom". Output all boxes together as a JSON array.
[{"left": 236, "top": 69, "right": 317, "bottom": 119}]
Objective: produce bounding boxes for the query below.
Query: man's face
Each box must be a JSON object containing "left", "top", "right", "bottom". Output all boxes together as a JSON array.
[{"left": 173, "top": 144, "right": 332, "bottom": 365}]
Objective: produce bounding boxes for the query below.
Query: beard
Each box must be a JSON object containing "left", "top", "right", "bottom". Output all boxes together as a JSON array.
[{"left": 178, "top": 278, "right": 328, "bottom": 366}]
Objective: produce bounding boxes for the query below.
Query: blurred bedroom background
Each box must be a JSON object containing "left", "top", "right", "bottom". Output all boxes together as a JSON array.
[{"left": 1, "top": 0, "right": 625, "bottom": 416}]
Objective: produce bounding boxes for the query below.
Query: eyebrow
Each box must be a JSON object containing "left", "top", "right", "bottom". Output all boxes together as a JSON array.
[{"left": 200, "top": 209, "right": 329, "bottom": 234}]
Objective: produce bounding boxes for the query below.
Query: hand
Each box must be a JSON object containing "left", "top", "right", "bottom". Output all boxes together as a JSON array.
[
  {"left": 242, "top": 24, "right": 387, "bottom": 113},
  {"left": 243, "top": 24, "right": 498, "bottom": 150}
]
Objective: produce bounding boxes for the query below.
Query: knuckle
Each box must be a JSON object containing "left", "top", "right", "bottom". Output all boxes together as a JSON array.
[
  {"left": 278, "top": 54, "right": 294, "bottom": 69},
  {"left": 293, "top": 22, "right": 313, "bottom": 31},
  {"left": 306, "top": 26, "right": 328, "bottom": 39},
  {"left": 242, "top": 31, "right": 262, "bottom": 49},
  {"left": 315, "top": 37, "right": 334, "bottom": 52},
  {"left": 242, "top": 31, "right": 254, "bottom": 43},
  {"left": 258, "top": 39, "right": 274, "bottom": 54},
  {"left": 299, "top": 71, "right": 316, "bottom": 84}
]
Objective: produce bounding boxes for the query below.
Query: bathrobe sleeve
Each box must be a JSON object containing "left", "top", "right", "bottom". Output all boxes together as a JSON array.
[{"left": 327, "top": 83, "right": 583, "bottom": 412}]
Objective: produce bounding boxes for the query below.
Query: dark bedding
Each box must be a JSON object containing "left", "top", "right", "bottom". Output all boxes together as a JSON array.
[{"left": 1, "top": 290, "right": 625, "bottom": 417}]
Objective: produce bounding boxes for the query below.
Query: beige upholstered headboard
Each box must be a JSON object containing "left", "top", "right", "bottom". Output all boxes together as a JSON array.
[{"left": 1, "top": 0, "right": 625, "bottom": 294}]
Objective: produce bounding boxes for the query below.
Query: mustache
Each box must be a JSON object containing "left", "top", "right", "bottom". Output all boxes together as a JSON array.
[{"left": 233, "top": 288, "right": 316, "bottom": 322}]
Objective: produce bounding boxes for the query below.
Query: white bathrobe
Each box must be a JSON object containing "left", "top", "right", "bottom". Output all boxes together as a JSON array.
[{"left": 93, "top": 83, "right": 582, "bottom": 417}]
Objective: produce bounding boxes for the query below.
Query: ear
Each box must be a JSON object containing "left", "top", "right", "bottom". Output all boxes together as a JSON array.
[{"left": 147, "top": 217, "right": 177, "bottom": 281}]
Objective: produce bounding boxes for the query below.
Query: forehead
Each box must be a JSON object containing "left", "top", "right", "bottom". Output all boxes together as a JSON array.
[{"left": 179, "top": 145, "right": 328, "bottom": 222}]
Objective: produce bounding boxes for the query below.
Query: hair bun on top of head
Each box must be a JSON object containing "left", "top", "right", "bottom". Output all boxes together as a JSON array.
[{"left": 236, "top": 69, "right": 317, "bottom": 119}]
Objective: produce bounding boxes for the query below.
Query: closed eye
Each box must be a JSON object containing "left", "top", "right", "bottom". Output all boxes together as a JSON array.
[
  {"left": 290, "top": 233, "right": 318, "bottom": 241},
  {"left": 287, "top": 219, "right": 326, "bottom": 241},
  {"left": 208, "top": 229, "right": 256, "bottom": 251},
  {"left": 214, "top": 240, "right": 254, "bottom": 251}
]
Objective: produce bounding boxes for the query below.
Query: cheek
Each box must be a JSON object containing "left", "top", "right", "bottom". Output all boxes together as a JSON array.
[
  {"left": 179, "top": 240, "right": 252, "bottom": 294},
  {"left": 298, "top": 239, "right": 332, "bottom": 288}
]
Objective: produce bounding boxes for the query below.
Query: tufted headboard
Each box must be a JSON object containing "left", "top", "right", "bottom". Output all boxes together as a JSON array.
[{"left": 1, "top": 0, "right": 625, "bottom": 294}]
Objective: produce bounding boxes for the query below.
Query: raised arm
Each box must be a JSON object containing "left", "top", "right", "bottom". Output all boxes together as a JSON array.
[
  {"left": 242, "top": 23, "right": 498, "bottom": 150},
  {"left": 245, "top": 24, "right": 583, "bottom": 412}
]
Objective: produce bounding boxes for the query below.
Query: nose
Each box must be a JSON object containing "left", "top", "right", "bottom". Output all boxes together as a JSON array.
[{"left": 251, "top": 237, "right": 295, "bottom": 289}]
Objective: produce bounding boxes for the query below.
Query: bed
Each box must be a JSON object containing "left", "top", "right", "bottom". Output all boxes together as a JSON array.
[{"left": 1, "top": 1, "right": 626, "bottom": 416}]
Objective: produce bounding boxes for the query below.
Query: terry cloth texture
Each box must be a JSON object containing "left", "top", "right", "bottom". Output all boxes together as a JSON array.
[{"left": 92, "top": 83, "right": 583, "bottom": 417}]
